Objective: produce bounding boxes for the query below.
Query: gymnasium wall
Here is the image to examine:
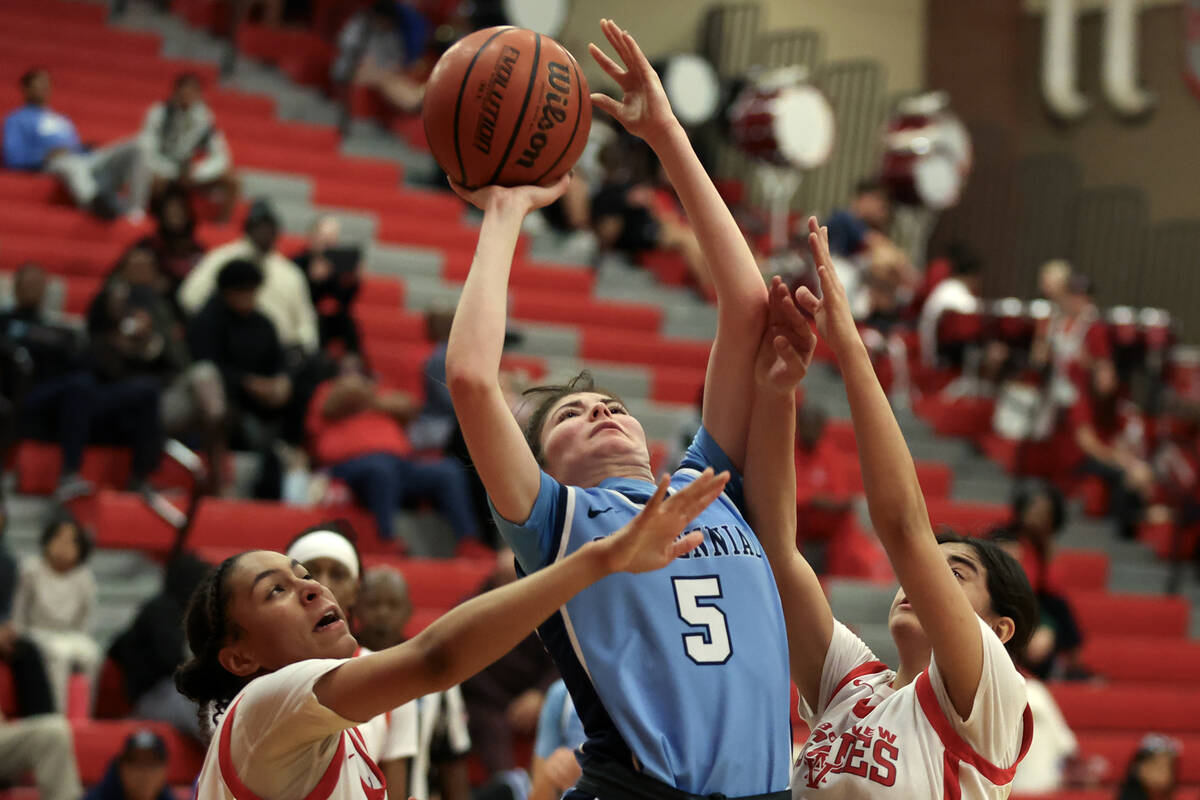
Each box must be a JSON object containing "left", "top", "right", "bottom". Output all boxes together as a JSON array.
[{"left": 558, "top": 0, "right": 928, "bottom": 93}]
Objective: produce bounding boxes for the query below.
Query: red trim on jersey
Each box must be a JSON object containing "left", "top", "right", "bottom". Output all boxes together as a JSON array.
[
  {"left": 829, "top": 660, "right": 889, "bottom": 704},
  {"left": 218, "top": 697, "right": 348, "bottom": 800},
  {"left": 942, "top": 752, "right": 961, "bottom": 800},
  {"left": 915, "top": 670, "right": 1034, "bottom": 786},
  {"left": 347, "top": 727, "right": 387, "bottom": 800}
]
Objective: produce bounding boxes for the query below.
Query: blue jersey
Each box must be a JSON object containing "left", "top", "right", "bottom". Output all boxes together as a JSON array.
[
  {"left": 494, "top": 427, "right": 792, "bottom": 796},
  {"left": 534, "top": 680, "right": 586, "bottom": 759}
]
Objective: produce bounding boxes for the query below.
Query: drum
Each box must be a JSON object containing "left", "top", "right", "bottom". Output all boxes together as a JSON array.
[
  {"left": 729, "top": 78, "right": 835, "bottom": 168},
  {"left": 657, "top": 54, "right": 721, "bottom": 127},
  {"left": 1140, "top": 308, "right": 1174, "bottom": 351},
  {"left": 881, "top": 92, "right": 972, "bottom": 209},
  {"left": 498, "top": 0, "right": 569, "bottom": 36},
  {"left": 992, "top": 298, "right": 1037, "bottom": 345}
]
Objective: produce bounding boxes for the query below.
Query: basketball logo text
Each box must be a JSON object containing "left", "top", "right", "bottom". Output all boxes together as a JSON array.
[
  {"left": 516, "top": 61, "right": 571, "bottom": 168},
  {"left": 801, "top": 722, "right": 899, "bottom": 789},
  {"left": 474, "top": 45, "right": 520, "bottom": 154}
]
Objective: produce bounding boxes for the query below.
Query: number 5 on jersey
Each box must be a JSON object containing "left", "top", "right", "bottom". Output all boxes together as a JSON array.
[{"left": 672, "top": 576, "right": 732, "bottom": 665}]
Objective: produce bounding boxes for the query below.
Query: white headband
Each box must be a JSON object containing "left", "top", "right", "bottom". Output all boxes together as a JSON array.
[{"left": 286, "top": 531, "right": 359, "bottom": 580}]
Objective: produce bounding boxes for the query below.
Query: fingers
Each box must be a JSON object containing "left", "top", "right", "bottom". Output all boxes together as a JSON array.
[
  {"left": 794, "top": 286, "right": 821, "bottom": 316},
  {"left": 671, "top": 530, "right": 705, "bottom": 559},
  {"left": 664, "top": 468, "right": 729, "bottom": 521},
  {"left": 773, "top": 334, "right": 810, "bottom": 374},
  {"left": 600, "top": 19, "right": 628, "bottom": 66},
  {"left": 589, "top": 92, "right": 623, "bottom": 119},
  {"left": 587, "top": 41, "right": 627, "bottom": 83},
  {"left": 643, "top": 473, "right": 671, "bottom": 513}
]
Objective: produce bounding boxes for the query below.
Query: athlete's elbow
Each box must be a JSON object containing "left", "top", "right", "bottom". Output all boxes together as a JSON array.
[
  {"left": 447, "top": 361, "right": 493, "bottom": 404},
  {"left": 406, "top": 628, "right": 458, "bottom": 693}
]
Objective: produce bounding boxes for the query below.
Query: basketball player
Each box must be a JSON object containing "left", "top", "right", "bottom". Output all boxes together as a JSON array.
[
  {"left": 444, "top": 20, "right": 797, "bottom": 800},
  {"left": 173, "top": 465, "right": 724, "bottom": 800},
  {"left": 743, "top": 219, "right": 1036, "bottom": 798}
]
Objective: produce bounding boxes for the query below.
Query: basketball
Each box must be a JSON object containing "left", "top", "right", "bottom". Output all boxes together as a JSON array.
[{"left": 422, "top": 26, "right": 592, "bottom": 189}]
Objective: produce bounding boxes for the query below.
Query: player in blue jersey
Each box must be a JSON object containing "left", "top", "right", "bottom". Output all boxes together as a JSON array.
[{"left": 445, "top": 19, "right": 803, "bottom": 800}]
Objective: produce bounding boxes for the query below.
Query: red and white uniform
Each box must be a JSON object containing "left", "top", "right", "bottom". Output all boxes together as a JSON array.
[
  {"left": 195, "top": 659, "right": 389, "bottom": 800},
  {"left": 353, "top": 647, "right": 419, "bottom": 769},
  {"left": 793, "top": 618, "right": 1032, "bottom": 800}
]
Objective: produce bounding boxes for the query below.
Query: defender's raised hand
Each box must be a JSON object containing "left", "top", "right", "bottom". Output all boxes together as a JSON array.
[
  {"left": 588, "top": 19, "right": 678, "bottom": 145},
  {"left": 805, "top": 216, "right": 862, "bottom": 354},
  {"left": 755, "top": 276, "right": 818, "bottom": 393},
  {"left": 599, "top": 468, "right": 729, "bottom": 574}
]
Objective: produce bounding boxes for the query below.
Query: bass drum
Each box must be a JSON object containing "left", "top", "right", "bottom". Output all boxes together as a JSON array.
[
  {"left": 656, "top": 54, "right": 721, "bottom": 127},
  {"left": 881, "top": 92, "right": 972, "bottom": 209},
  {"left": 498, "top": 0, "right": 569, "bottom": 36},
  {"left": 881, "top": 149, "right": 962, "bottom": 210},
  {"left": 728, "top": 82, "right": 835, "bottom": 168}
]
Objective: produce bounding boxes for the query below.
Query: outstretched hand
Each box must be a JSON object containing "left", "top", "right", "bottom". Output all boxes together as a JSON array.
[
  {"left": 600, "top": 468, "right": 729, "bottom": 574},
  {"left": 447, "top": 173, "right": 572, "bottom": 215},
  {"left": 804, "top": 216, "right": 862, "bottom": 354},
  {"left": 588, "top": 19, "right": 678, "bottom": 144},
  {"left": 755, "top": 275, "right": 818, "bottom": 393}
]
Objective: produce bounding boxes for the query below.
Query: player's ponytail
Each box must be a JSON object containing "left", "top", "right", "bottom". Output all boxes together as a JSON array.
[
  {"left": 936, "top": 533, "right": 1038, "bottom": 659},
  {"left": 175, "top": 553, "right": 250, "bottom": 732}
]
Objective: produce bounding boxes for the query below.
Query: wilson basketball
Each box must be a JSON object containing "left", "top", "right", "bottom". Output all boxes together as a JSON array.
[{"left": 423, "top": 26, "right": 592, "bottom": 189}]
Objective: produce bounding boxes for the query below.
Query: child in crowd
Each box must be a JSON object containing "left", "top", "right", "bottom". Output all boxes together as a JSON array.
[{"left": 12, "top": 515, "right": 100, "bottom": 712}]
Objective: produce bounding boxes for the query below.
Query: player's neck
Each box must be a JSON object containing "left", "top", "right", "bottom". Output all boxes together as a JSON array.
[
  {"left": 559, "top": 457, "right": 655, "bottom": 488},
  {"left": 890, "top": 645, "right": 932, "bottom": 692}
]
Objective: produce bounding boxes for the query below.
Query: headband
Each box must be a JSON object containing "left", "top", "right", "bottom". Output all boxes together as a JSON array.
[{"left": 286, "top": 531, "right": 359, "bottom": 580}]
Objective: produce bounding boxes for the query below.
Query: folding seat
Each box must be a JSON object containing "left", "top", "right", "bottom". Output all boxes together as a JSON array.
[
  {"left": 511, "top": 291, "right": 662, "bottom": 332},
  {"left": 581, "top": 330, "right": 710, "bottom": 371},
  {"left": 1050, "top": 682, "right": 1200, "bottom": 733},
  {"left": 1066, "top": 591, "right": 1190, "bottom": 638},
  {"left": 1080, "top": 636, "right": 1200, "bottom": 683}
]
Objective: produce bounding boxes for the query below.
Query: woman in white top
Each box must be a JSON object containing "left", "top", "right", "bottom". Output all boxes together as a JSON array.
[
  {"left": 175, "top": 437, "right": 726, "bottom": 800},
  {"left": 743, "top": 220, "right": 1038, "bottom": 799}
]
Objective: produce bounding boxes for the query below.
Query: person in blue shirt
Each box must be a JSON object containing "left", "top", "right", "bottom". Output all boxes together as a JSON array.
[
  {"left": 530, "top": 680, "right": 587, "bottom": 800},
  {"left": 445, "top": 20, "right": 806, "bottom": 800},
  {"left": 3, "top": 68, "right": 144, "bottom": 219},
  {"left": 82, "top": 729, "right": 174, "bottom": 800}
]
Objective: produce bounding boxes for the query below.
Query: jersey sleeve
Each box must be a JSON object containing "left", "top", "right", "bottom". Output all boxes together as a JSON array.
[
  {"left": 926, "top": 616, "right": 1029, "bottom": 768},
  {"left": 380, "top": 700, "right": 420, "bottom": 761},
  {"left": 679, "top": 426, "right": 746, "bottom": 511},
  {"left": 800, "top": 621, "right": 887, "bottom": 726},
  {"left": 490, "top": 470, "right": 569, "bottom": 574},
  {"left": 534, "top": 681, "right": 570, "bottom": 759},
  {"left": 230, "top": 659, "right": 358, "bottom": 757}
]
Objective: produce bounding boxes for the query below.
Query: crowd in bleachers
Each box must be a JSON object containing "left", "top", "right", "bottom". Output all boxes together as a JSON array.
[{"left": 0, "top": 1, "right": 1197, "bottom": 800}]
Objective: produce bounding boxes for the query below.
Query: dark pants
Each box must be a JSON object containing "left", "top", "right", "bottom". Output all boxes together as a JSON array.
[
  {"left": 22, "top": 372, "right": 163, "bottom": 479},
  {"left": 330, "top": 452, "right": 479, "bottom": 541},
  {"left": 4, "top": 637, "right": 56, "bottom": 717},
  {"left": 1079, "top": 457, "right": 1144, "bottom": 539}
]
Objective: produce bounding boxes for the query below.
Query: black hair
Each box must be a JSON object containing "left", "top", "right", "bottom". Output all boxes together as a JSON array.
[
  {"left": 1011, "top": 480, "right": 1066, "bottom": 534},
  {"left": 944, "top": 241, "right": 982, "bottom": 277},
  {"left": 40, "top": 513, "right": 92, "bottom": 565},
  {"left": 934, "top": 533, "right": 1037, "bottom": 659},
  {"left": 217, "top": 259, "right": 263, "bottom": 292},
  {"left": 175, "top": 553, "right": 250, "bottom": 731},
  {"left": 150, "top": 182, "right": 198, "bottom": 237},
  {"left": 1117, "top": 738, "right": 1179, "bottom": 800},
  {"left": 854, "top": 177, "right": 885, "bottom": 196},
  {"left": 520, "top": 371, "right": 627, "bottom": 465},
  {"left": 173, "top": 72, "right": 202, "bottom": 91},
  {"left": 285, "top": 519, "right": 364, "bottom": 580},
  {"left": 243, "top": 198, "right": 280, "bottom": 233},
  {"left": 19, "top": 68, "right": 46, "bottom": 89}
]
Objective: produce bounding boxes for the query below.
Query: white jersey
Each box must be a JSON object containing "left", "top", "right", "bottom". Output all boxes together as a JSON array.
[
  {"left": 353, "top": 647, "right": 419, "bottom": 767},
  {"left": 410, "top": 686, "right": 471, "bottom": 800},
  {"left": 195, "top": 659, "right": 388, "bottom": 800},
  {"left": 793, "top": 619, "right": 1031, "bottom": 800}
]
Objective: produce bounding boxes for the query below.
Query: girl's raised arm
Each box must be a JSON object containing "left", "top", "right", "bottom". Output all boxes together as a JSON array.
[
  {"left": 590, "top": 20, "right": 767, "bottom": 470},
  {"left": 445, "top": 178, "right": 569, "bottom": 523}
]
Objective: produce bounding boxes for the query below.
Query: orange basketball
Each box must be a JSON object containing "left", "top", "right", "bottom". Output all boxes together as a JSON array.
[{"left": 422, "top": 26, "right": 592, "bottom": 189}]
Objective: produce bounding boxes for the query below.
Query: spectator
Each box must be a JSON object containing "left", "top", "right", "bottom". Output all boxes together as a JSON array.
[
  {"left": 1, "top": 264, "right": 164, "bottom": 499},
  {"left": 332, "top": 1, "right": 429, "bottom": 113},
  {"left": 305, "top": 356, "right": 486, "bottom": 556},
  {"left": 88, "top": 243, "right": 227, "bottom": 488},
  {"left": 1116, "top": 734, "right": 1180, "bottom": 800},
  {"left": 356, "top": 566, "right": 472, "bottom": 800},
  {"left": 136, "top": 185, "right": 206, "bottom": 293},
  {"left": 291, "top": 216, "right": 363, "bottom": 356},
  {"left": 1073, "top": 359, "right": 1152, "bottom": 539},
  {"left": 11, "top": 515, "right": 99, "bottom": 713},
  {"left": 529, "top": 680, "right": 584, "bottom": 800},
  {"left": 137, "top": 73, "right": 239, "bottom": 223},
  {"left": 824, "top": 177, "right": 892, "bottom": 258},
  {"left": 82, "top": 729, "right": 171, "bottom": 800},
  {"left": 592, "top": 133, "right": 710, "bottom": 294},
  {"left": 0, "top": 504, "right": 56, "bottom": 718},
  {"left": 461, "top": 548, "right": 558, "bottom": 780},
  {"left": 991, "top": 482, "right": 1089, "bottom": 680},
  {"left": 285, "top": 527, "right": 420, "bottom": 796},
  {"left": 1011, "top": 675, "right": 1079, "bottom": 795},
  {"left": 107, "top": 552, "right": 209, "bottom": 742},
  {"left": 0, "top": 335, "right": 31, "bottom": 470},
  {"left": 1037, "top": 273, "right": 1111, "bottom": 410},
  {"left": 2, "top": 68, "right": 143, "bottom": 219},
  {"left": 1039, "top": 259, "right": 1072, "bottom": 309},
  {"left": 178, "top": 199, "right": 319, "bottom": 355},
  {"left": 186, "top": 259, "right": 291, "bottom": 497},
  {"left": 918, "top": 241, "right": 983, "bottom": 368},
  {"left": 0, "top": 712, "right": 82, "bottom": 800}
]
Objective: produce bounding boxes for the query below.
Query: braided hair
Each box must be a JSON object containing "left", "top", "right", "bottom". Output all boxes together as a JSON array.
[{"left": 175, "top": 553, "right": 250, "bottom": 732}]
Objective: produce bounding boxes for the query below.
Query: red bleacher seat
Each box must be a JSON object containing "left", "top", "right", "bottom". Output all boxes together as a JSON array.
[
  {"left": 1045, "top": 550, "right": 1109, "bottom": 591},
  {"left": 15, "top": 442, "right": 201, "bottom": 496},
  {"left": 924, "top": 498, "right": 1009, "bottom": 536},
  {"left": 650, "top": 365, "right": 707, "bottom": 405},
  {"left": 354, "top": 307, "right": 428, "bottom": 344},
  {"left": 314, "top": 182, "right": 463, "bottom": 222},
  {"left": 357, "top": 275, "right": 406, "bottom": 309},
  {"left": 440, "top": 251, "right": 595, "bottom": 295},
  {"left": 94, "top": 658, "right": 134, "bottom": 719},
  {"left": 581, "top": 330, "right": 710, "bottom": 371},
  {"left": 1051, "top": 682, "right": 1200, "bottom": 733},
  {"left": 188, "top": 498, "right": 382, "bottom": 552},
  {"left": 912, "top": 394, "right": 995, "bottom": 439},
  {"left": 1066, "top": 590, "right": 1190, "bottom": 638},
  {"left": 1081, "top": 636, "right": 1200, "bottom": 683},
  {"left": 0, "top": 663, "right": 16, "bottom": 718},
  {"left": 1076, "top": 731, "right": 1200, "bottom": 783},
  {"left": 72, "top": 720, "right": 203, "bottom": 784},
  {"left": 511, "top": 291, "right": 662, "bottom": 332},
  {"left": 367, "top": 556, "right": 493, "bottom": 609}
]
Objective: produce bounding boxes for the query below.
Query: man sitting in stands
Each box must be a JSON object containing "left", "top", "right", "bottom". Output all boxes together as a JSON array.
[
  {"left": 2, "top": 68, "right": 143, "bottom": 219},
  {"left": 305, "top": 354, "right": 485, "bottom": 557},
  {"left": 291, "top": 216, "right": 363, "bottom": 356},
  {"left": 137, "top": 73, "right": 238, "bottom": 223},
  {"left": 0, "top": 264, "right": 163, "bottom": 498}
]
